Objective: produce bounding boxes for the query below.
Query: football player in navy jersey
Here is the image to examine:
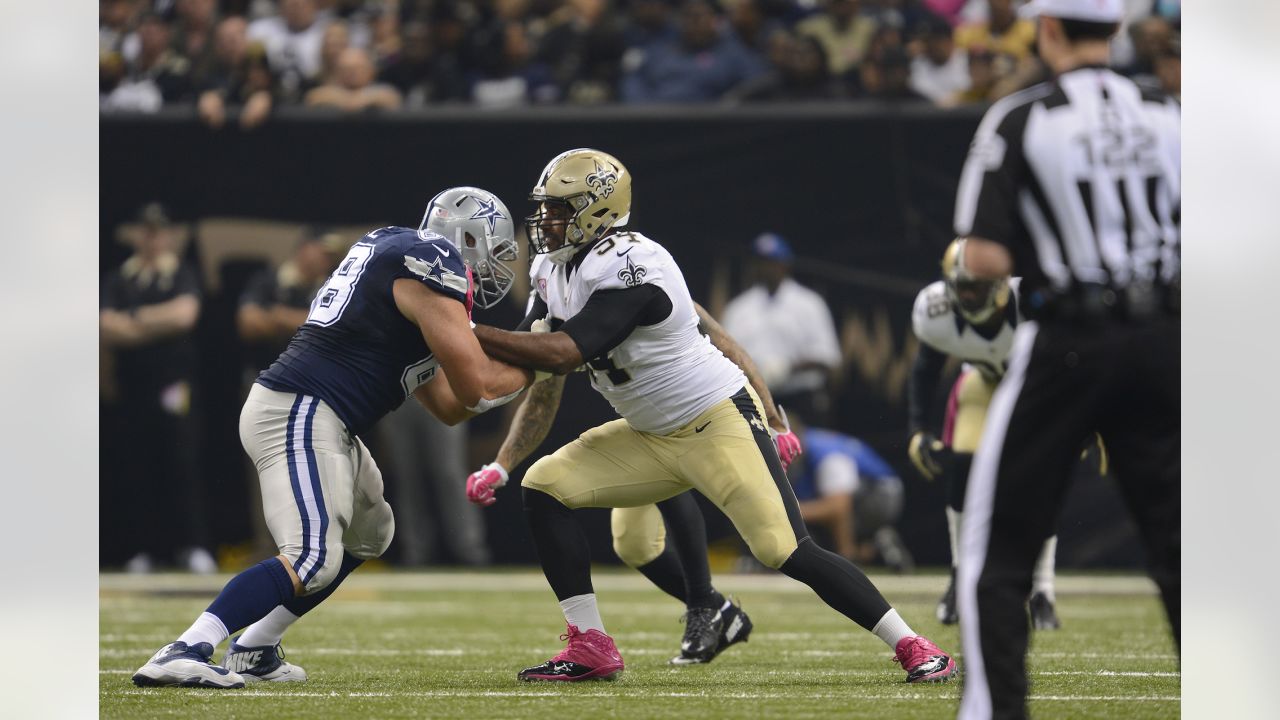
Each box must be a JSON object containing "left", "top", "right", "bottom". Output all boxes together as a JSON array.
[{"left": 133, "top": 187, "right": 536, "bottom": 689}]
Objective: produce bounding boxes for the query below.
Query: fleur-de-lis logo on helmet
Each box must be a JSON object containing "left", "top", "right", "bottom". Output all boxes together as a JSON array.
[
  {"left": 585, "top": 160, "right": 619, "bottom": 199},
  {"left": 617, "top": 255, "right": 647, "bottom": 288}
]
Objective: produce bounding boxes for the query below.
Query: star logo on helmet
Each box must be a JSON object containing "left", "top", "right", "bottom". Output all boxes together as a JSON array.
[
  {"left": 585, "top": 160, "right": 618, "bottom": 199},
  {"left": 468, "top": 196, "right": 506, "bottom": 234}
]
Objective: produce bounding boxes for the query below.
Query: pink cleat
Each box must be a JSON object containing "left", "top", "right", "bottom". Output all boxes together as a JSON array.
[
  {"left": 893, "top": 635, "right": 959, "bottom": 683},
  {"left": 518, "top": 625, "right": 625, "bottom": 682}
]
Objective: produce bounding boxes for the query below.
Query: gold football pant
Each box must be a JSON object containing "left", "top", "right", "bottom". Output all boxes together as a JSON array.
[{"left": 525, "top": 387, "right": 803, "bottom": 569}]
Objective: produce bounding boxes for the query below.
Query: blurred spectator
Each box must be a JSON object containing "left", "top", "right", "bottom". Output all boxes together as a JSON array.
[
  {"left": 378, "top": 4, "right": 473, "bottom": 105},
  {"left": 196, "top": 19, "right": 276, "bottom": 129},
  {"left": 909, "top": 14, "right": 968, "bottom": 105},
  {"left": 945, "top": 46, "right": 996, "bottom": 105},
  {"left": 236, "top": 228, "right": 347, "bottom": 558},
  {"left": 248, "top": 0, "right": 330, "bottom": 103},
  {"left": 318, "top": 20, "right": 352, "bottom": 86},
  {"left": 538, "top": 0, "right": 629, "bottom": 104},
  {"left": 1155, "top": 36, "right": 1179, "bottom": 101},
  {"left": 623, "top": 0, "right": 679, "bottom": 52},
  {"left": 1118, "top": 16, "right": 1173, "bottom": 91},
  {"left": 953, "top": 0, "right": 1035, "bottom": 61},
  {"left": 787, "top": 422, "right": 914, "bottom": 571},
  {"left": 100, "top": 0, "right": 141, "bottom": 54},
  {"left": 175, "top": 0, "right": 220, "bottom": 77},
  {"left": 727, "top": 0, "right": 786, "bottom": 55},
  {"left": 732, "top": 33, "right": 849, "bottom": 102},
  {"left": 721, "top": 233, "right": 842, "bottom": 423},
  {"left": 100, "top": 203, "right": 212, "bottom": 574},
  {"left": 860, "top": 45, "right": 929, "bottom": 102},
  {"left": 305, "top": 47, "right": 404, "bottom": 110},
  {"left": 796, "top": 0, "right": 878, "bottom": 78},
  {"left": 102, "top": 10, "right": 193, "bottom": 111},
  {"left": 471, "top": 22, "right": 558, "bottom": 106},
  {"left": 621, "top": 0, "right": 766, "bottom": 103}
]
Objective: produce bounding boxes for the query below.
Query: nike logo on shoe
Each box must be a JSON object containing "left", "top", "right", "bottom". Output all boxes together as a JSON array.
[{"left": 695, "top": 422, "right": 711, "bottom": 433}]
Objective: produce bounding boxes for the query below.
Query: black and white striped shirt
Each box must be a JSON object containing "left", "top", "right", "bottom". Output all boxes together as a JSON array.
[{"left": 954, "top": 65, "right": 1180, "bottom": 317}]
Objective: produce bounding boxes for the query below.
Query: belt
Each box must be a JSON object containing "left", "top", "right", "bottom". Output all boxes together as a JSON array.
[{"left": 1025, "top": 281, "right": 1179, "bottom": 324}]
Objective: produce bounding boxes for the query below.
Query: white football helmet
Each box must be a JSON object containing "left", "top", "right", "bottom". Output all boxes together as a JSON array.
[{"left": 419, "top": 186, "right": 517, "bottom": 309}]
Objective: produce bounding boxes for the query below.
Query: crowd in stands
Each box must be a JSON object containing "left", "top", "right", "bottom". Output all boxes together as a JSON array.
[{"left": 101, "top": 0, "right": 1180, "bottom": 121}]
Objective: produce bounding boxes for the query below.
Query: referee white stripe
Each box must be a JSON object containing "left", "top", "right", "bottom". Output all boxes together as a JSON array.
[
  {"left": 956, "top": 320, "right": 1039, "bottom": 720},
  {"left": 291, "top": 397, "right": 324, "bottom": 582}
]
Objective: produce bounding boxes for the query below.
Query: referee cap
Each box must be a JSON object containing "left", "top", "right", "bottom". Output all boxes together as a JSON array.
[
  {"left": 753, "top": 233, "right": 793, "bottom": 263},
  {"left": 1019, "top": 0, "right": 1123, "bottom": 23}
]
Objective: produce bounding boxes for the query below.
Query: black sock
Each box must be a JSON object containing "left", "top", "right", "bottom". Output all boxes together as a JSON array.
[
  {"left": 283, "top": 553, "right": 363, "bottom": 616},
  {"left": 523, "top": 488, "right": 593, "bottom": 601},
  {"left": 780, "top": 537, "right": 892, "bottom": 631},
  {"left": 948, "top": 453, "right": 973, "bottom": 513},
  {"left": 634, "top": 545, "right": 689, "bottom": 604},
  {"left": 657, "top": 493, "right": 723, "bottom": 609}
]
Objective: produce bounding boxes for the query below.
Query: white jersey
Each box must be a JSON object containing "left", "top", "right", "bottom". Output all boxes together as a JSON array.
[
  {"left": 911, "top": 278, "right": 1024, "bottom": 381},
  {"left": 531, "top": 232, "right": 746, "bottom": 434}
]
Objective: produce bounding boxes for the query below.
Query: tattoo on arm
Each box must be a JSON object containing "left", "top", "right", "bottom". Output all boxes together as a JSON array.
[
  {"left": 694, "top": 303, "right": 784, "bottom": 430},
  {"left": 496, "top": 375, "right": 566, "bottom": 470}
]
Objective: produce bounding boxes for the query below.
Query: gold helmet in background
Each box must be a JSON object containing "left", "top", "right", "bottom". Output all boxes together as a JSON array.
[
  {"left": 941, "top": 237, "right": 1010, "bottom": 324},
  {"left": 526, "top": 148, "right": 632, "bottom": 265}
]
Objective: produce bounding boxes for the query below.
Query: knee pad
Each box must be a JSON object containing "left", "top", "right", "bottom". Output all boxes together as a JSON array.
[
  {"left": 522, "top": 456, "right": 574, "bottom": 507},
  {"left": 299, "top": 550, "right": 345, "bottom": 595},
  {"left": 610, "top": 508, "right": 666, "bottom": 568},
  {"left": 745, "top": 526, "right": 800, "bottom": 569}
]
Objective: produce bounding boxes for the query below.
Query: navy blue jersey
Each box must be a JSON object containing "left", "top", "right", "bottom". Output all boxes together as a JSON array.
[
  {"left": 256, "top": 226, "right": 469, "bottom": 435},
  {"left": 791, "top": 429, "right": 899, "bottom": 501}
]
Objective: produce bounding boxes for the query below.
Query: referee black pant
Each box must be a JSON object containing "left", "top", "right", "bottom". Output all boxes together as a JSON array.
[{"left": 957, "top": 317, "right": 1180, "bottom": 720}]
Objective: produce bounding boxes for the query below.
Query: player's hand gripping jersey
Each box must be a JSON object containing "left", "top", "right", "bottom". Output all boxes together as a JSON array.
[
  {"left": 257, "top": 226, "right": 470, "bottom": 435},
  {"left": 910, "top": 277, "right": 1024, "bottom": 381},
  {"left": 528, "top": 231, "right": 745, "bottom": 434}
]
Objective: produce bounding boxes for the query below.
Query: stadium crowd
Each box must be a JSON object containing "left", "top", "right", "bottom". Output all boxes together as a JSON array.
[{"left": 100, "top": 0, "right": 1180, "bottom": 120}]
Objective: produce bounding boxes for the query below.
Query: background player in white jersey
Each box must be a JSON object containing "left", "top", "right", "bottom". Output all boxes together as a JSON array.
[
  {"left": 132, "top": 188, "right": 535, "bottom": 689},
  {"left": 466, "top": 298, "right": 801, "bottom": 666},
  {"left": 906, "top": 239, "right": 1060, "bottom": 630},
  {"left": 471, "top": 148, "right": 957, "bottom": 684}
]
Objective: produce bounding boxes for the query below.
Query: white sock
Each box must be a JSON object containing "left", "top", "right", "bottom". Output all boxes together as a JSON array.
[
  {"left": 237, "top": 606, "right": 301, "bottom": 648},
  {"left": 871, "top": 608, "right": 915, "bottom": 649},
  {"left": 945, "top": 507, "right": 962, "bottom": 569},
  {"left": 559, "top": 593, "right": 606, "bottom": 635},
  {"left": 1033, "top": 535, "right": 1057, "bottom": 600},
  {"left": 177, "top": 612, "right": 230, "bottom": 649}
]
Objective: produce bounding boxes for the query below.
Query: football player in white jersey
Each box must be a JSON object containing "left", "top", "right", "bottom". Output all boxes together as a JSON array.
[
  {"left": 907, "top": 238, "right": 1060, "bottom": 630},
  {"left": 470, "top": 148, "right": 958, "bottom": 684}
]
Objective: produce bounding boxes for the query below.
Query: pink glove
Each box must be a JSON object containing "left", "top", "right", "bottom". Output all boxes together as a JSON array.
[
  {"left": 466, "top": 462, "right": 508, "bottom": 507},
  {"left": 774, "top": 430, "right": 803, "bottom": 470}
]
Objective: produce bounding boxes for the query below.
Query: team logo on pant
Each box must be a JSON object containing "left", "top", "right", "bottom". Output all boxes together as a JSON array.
[{"left": 617, "top": 256, "right": 647, "bottom": 287}]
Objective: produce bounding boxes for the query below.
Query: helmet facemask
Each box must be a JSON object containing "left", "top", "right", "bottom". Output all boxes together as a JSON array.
[
  {"left": 419, "top": 187, "right": 518, "bottom": 309},
  {"left": 526, "top": 148, "right": 631, "bottom": 265}
]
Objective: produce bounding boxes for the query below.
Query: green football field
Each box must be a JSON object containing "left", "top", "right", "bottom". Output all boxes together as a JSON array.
[{"left": 100, "top": 570, "right": 1179, "bottom": 719}]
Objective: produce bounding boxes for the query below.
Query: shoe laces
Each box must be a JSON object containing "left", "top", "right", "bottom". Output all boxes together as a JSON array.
[
  {"left": 682, "top": 607, "right": 718, "bottom": 637},
  {"left": 892, "top": 636, "right": 938, "bottom": 669}
]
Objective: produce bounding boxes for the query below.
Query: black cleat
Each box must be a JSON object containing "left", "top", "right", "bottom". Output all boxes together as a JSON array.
[
  {"left": 670, "top": 600, "right": 753, "bottom": 665},
  {"left": 937, "top": 570, "right": 958, "bottom": 625},
  {"left": 669, "top": 606, "right": 722, "bottom": 665},
  {"left": 1029, "top": 592, "right": 1061, "bottom": 631}
]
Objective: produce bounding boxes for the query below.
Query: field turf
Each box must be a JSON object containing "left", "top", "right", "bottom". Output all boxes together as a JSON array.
[{"left": 100, "top": 570, "right": 1178, "bottom": 719}]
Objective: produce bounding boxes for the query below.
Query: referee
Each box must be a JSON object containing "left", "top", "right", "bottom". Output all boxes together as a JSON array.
[{"left": 950, "top": 1, "right": 1180, "bottom": 717}]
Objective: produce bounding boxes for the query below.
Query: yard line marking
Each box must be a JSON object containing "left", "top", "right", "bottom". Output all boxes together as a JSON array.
[
  {"left": 108, "top": 689, "right": 1179, "bottom": 701},
  {"left": 1039, "top": 670, "right": 1180, "bottom": 677}
]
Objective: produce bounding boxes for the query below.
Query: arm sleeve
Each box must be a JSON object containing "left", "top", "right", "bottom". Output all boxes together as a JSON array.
[
  {"left": 907, "top": 343, "right": 948, "bottom": 435},
  {"left": 559, "top": 285, "right": 672, "bottom": 362},
  {"left": 397, "top": 240, "right": 469, "bottom": 305},
  {"left": 515, "top": 294, "right": 550, "bottom": 332}
]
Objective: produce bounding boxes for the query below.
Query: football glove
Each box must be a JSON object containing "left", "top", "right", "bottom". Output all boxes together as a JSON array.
[
  {"left": 769, "top": 405, "right": 802, "bottom": 469},
  {"left": 908, "top": 431, "right": 945, "bottom": 481},
  {"left": 465, "top": 462, "right": 508, "bottom": 507}
]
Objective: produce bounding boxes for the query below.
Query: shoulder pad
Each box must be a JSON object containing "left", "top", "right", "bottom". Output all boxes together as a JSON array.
[
  {"left": 912, "top": 281, "right": 954, "bottom": 345},
  {"left": 577, "top": 233, "right": 666, "bottom": 292},
  {"left": 401, "top": 237, "right": 469, "bottom": 299}
]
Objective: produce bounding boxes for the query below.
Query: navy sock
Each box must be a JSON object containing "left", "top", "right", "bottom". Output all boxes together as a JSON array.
[
  {"left": 284, "top": 554, "right": 363, "bottom": 616},
  {"left": 206, "top": 558, "right": 297, "bottom": 635}
]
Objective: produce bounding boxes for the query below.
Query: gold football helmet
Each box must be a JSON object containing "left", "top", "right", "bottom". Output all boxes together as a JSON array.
[
  {"left": 526, "top": 148, "right": 632, "bottom": 265},
  {"left": 942, "top": 238, "right": 1010, "bottom": 324}
]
